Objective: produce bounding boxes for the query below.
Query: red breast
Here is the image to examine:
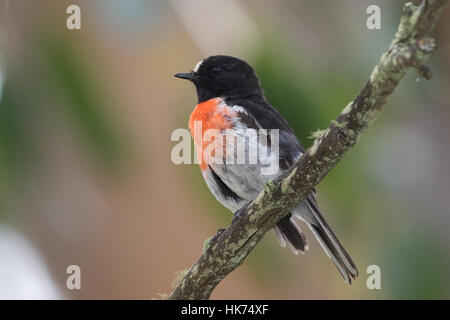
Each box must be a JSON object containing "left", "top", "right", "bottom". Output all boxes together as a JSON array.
[{"left": 189, "top": 98, "right": 237, "bottom": 170}]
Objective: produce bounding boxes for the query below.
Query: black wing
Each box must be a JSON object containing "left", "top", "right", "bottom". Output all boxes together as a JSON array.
[{"left": 226, "top": 96, "right": 305, "bottom": 170}]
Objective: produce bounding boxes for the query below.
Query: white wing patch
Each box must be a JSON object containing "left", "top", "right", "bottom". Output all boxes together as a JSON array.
[{"left": 230, "top": 105, "right": 248, "bottom": 116}]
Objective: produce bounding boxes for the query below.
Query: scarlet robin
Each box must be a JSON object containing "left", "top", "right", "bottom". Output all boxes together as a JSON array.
[{"left": 175, "top": 55, "right": 358, "bottom": 284}]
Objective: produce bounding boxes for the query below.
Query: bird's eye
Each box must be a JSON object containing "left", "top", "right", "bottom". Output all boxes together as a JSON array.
[{"left": 211, "top": 66, "right": 223, "bottom": 75}]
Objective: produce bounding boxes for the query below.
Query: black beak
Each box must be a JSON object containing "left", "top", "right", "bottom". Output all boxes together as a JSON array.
[{"left": 174, "top": 72, "right": 198, "bottom": 80}]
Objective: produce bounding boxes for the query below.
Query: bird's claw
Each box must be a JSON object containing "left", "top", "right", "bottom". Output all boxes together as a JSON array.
[
  {"left": 210, "top": 228, "right": 226, "bottom": 244},
  {"left": 232, "top": 203, "right": 250, "bottom": 225}
]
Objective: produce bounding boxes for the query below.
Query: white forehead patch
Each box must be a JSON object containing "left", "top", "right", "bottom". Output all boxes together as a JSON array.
[{"left": 193, "top": 60, "right": 203, "bottom": 73}]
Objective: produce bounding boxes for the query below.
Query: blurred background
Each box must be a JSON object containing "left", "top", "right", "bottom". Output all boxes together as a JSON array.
[{"left": 0, "top": 0, "right": 449, "bottom": 299}]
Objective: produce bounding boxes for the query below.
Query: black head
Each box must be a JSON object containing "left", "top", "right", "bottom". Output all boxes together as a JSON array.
[{"left": 175, "top": 55, "right": 264, "bottom": 103}]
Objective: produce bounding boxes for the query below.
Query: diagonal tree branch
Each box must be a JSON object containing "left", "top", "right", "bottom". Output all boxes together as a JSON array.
[{"left": 168, "top": 0, "right": 448, "bottom": 300}]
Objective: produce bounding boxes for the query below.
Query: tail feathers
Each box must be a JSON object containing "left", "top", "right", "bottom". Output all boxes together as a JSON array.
[
  {"left": 305, "top": 196, "right": 358, "bottom": 282},
  {"left": 274, "top": 215, "right": 308, "bottom": 255},
  {"left": 308, "top": 223, "right": 358, "bottom": 284},
  {"left": 275, "top": 194, "right": 358, "bottom": 284}
]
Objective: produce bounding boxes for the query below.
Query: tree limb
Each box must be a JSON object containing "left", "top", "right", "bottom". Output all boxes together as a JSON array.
[{"left": 168, "top": 0, "right": 448, "bottom": 300}]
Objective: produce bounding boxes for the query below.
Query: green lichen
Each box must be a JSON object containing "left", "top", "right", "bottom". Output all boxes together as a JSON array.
[
  {"left": 331, "top": 120, "right": 347, "bottom": 129},
  {"left": 264, "top": 179, "right": 276, "bottom": 193},
  {"left": 340, "top": 102, "right": 353, "bottom": 115},
  {"left": 171, "top": 269, "right": 189, "bottom": 289},
  {"left": 155, "top": 293, "right": 169, "bottom": 300},
  {"left": 361, "top": 108, "right": 381, "bottom": 127},
  {"left": 391, "top": 2, "right": 421, "bottom": 45},
  {"left": 281, "top": 167, "right": 297, "bottom": 194},
  {"left": 308, "top": 139, "right": 320, "bottom": 156},
  {"left": 203, "top": 236, "right": 213, "bottom": 254},
  {"left": 308, "top": 126, "right": 331, "bottom": 156},
  {"left": 309, "top": 128, "right": 328, "bottom": 140}
]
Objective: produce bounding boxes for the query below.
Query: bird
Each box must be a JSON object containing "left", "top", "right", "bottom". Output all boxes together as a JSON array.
[{"left": 175, "top": 55, "right": 358, "bottom": 284}]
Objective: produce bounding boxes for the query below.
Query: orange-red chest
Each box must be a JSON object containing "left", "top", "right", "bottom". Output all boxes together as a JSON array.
[{"left": 188, "top": 98, "right": 237, "bottom": 170}]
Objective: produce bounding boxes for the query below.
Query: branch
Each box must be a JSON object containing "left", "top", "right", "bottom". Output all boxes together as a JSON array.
[{"left": 169, "top": 0, "right": 448, "bottom": 300}]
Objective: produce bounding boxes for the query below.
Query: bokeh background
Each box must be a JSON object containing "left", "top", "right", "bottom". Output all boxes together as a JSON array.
[{"left": 0, "top": 0, "right": 449, "bottom": 299}]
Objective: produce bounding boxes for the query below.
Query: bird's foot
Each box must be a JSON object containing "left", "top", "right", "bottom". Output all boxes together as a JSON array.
[
  {"left": 210, "top": 228, "right": 226, "bottom": 245},
  {"left": 231, "top": 202, "right": 250, "bottom": 225}
]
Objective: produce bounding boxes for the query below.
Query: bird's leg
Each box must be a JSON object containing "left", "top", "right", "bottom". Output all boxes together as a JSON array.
[
  {"left": 209, "top": 228, "right": 226, "bottom": 245},
  {"left": 231, "top": 202, "right": 250, "bottom": 225},
  {"left": 210, "top": 202, "right": 251, "bottom": 246}
]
